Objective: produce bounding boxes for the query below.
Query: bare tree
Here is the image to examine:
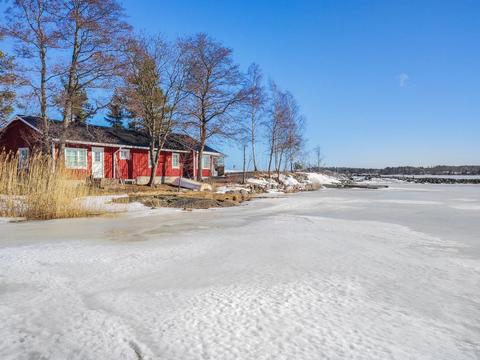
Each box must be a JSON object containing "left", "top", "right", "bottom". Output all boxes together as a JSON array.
[
  {"left": 266, "top": 81, "right": 284, "bottom": 177},
  {"left": 180, "top": 33, "right": 249, "bottom": 181},
  {"left": 275, "top": 94, "right": 303, "bottom": 176},
  {"left": 312, "top": 145, "right": 324, "bottom": 171},
  {"left": 2, "top": 0, "right": 61, "bottom": 152},
  {"left": 54, "top": 0, "right": 130, "bottom": 155},
  {"left": 285, "top": 122, "right": 305, "bottom": 173},
  {"left": 244, "top": 63, "right": 266, "bottom": 172},
  {"left": 122, "top": 35, "right": 188, "bottom": 186},
  {"left": 265, "top": 82, "right": 305, "bottom": 177}
]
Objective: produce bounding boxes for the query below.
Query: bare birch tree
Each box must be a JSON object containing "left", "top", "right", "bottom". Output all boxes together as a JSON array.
[
  {"left": 180, "top": 33, "right": 249, "bottom": 181},
  {"left": 122, "top": 35, "right": 188, "bottom": 186},
  {"left": 266, "top": 81, "right": 284, "bottom": 177},
  {"left": 54, "top": 0, "right": 130, "bottom": 155},
  {"left": 313, "top": 145, "right": 324, "bottom": 171},
  {"left": 266, "top": 82, "right": 304, "bottom": 177},
  {"left": 2, "top": 0, "right": 61, "bottom": 152},
  {"left": 244, "top": 63, "right": 266, "bottom": 172}
]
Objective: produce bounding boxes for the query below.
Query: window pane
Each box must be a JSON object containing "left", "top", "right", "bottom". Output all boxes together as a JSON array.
[
  {"left": 19, "top": 149, "right": 28, "bottom": 161},
  {"left": 202, "top": 155, "right": 210, "bottom": 168},
  {"left": 78, "top": 150, "right": 87, "bottom": 167},
  {"left": 120, "top": 149, "right": 130, "bottom": 160},
  {"left": 65, "top": 148, "right": 87, "bottom": 168},
  {"left": 172, "top": 153, "right": 179, "bottom": 167},
  {"left": 65, "top": 149, "right": 77, "bottom": 168},
  {"left": 18, "top": 148, "right": 29, "bottom": 168}
]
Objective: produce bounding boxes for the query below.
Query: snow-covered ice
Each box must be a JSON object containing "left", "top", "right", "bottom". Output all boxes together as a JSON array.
[{"left": 0, "top": 183, "right": 479, "bottom": 359}]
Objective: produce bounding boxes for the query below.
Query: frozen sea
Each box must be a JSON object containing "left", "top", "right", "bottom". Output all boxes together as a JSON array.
[{"left": 0, "top": 183, "right": 479, "bottom": 359}]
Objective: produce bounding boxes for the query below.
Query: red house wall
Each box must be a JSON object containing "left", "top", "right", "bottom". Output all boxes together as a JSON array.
[
  {"left": 1, "top": 119, "right": 215, "bottom": 180},
  {"left": 130, "top": 149, "right": 187, "bottom": 178},
  {"left": 0, "top": 120, "right": 41, "bottom": 153},
  {"left": 116, "top": 153, "right": 131, "bottom": 179},
  {"left": 60, "top": 145, "right": 116, "bottom": 179}
]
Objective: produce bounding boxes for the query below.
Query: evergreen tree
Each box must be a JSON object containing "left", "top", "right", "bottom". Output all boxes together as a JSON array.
[
  {"left": 105, "top": 92, "right": 127, "bottom": 129},
  {"left": 70, "top": 87, "right": 93, "bottom": 123},
  {"left": 0, "top": 39, "right": 16, "bottom": 125}
]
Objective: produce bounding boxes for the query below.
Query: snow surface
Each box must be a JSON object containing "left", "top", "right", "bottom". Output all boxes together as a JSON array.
[
  {"left": 278, "top": 174, "right": 300, "bottom": 187},
  {"left": 80, "top": 195, "right": 153, "bottom": 213},
  {"left": 215, "top": 185, "right": 251, "bottom": 194},
  {"left": 1, "top": 184, "right": 480, "bottom": 359},
  {"left": 302, "top": 172, "right": 341, "bottom": 185},
  {"left": 245, "top": 177, "right": 281, "bottom": 191}
]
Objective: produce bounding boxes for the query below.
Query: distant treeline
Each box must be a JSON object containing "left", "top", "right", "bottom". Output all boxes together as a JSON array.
[{"left": 323, "top": 166, "right": 480, "bottom": 176}]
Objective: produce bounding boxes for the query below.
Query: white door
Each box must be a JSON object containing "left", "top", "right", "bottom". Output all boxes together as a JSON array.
[{"left": 92, "top": 147, "right": 104, "bottom": 178}]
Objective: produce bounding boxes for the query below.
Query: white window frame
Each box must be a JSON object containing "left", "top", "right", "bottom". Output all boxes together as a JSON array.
[
  {"left": 65, "top": 147, "right": 88, "bottom": 169},
  {"left": 119, "top": 149, "right": 130, "bottom": 160},
  {"left": 202, "top": 155, "right": 210, "bottom": 169},
  {"left": 18, "top": 147, "right": 29, "bottom": 169},
  {"left": 172, "top": 153, "right": 180, "bottom": 169}
]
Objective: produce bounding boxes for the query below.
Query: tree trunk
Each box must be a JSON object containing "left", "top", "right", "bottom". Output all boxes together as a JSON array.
[
  {"left": 196, "top": 125, "right": 207, "bottom": 181},
  {"left": 148, "top": 162, "right": 159, "bottom": 186},
  {"left": 242, "top": 144, "right": 246, "bottom": 184},
  {"left": 277, "top": 149, "right": 284, "bottom": 178},
  {"left": 251, "top": 112, "right": 258, "bottom": 172},
  {"left": 267, "top": 141, "right": 274, "bottom": 178},
  {"left": 39, "top": 46, "right": 49, "bottom": 154},
  {"left": 148, "top": 145, "right": 158, "bottom": 187},
  {"left": 59, "top": 21, "right": 80, "bottom": 158}
]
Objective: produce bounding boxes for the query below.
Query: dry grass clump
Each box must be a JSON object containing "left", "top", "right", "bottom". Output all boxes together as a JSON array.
[{"left": 0, "top": 152, "right": 96, "bottom": 220}]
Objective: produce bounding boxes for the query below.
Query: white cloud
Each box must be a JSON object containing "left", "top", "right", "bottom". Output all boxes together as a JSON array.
[{"left": 397, "top": 73, "right": 409, "bottom": 87}]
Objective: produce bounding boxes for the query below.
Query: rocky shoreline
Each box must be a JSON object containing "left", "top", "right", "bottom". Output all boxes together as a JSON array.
[{"left": 383, "top": 176, "right": 480, "bottom": 184}]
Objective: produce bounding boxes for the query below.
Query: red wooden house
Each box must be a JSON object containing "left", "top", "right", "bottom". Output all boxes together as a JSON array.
[{"left": 0, "top": 115, "right": 224, "bottom": 184}]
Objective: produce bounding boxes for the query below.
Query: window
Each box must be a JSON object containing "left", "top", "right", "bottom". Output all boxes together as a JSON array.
[
  {"left": 65, "top": 148, "right": 87, "bottom": 169},
  {"left": 119, "top": 149, "right": 130, "bottom": 160},
  {"left": 18, "top": 148, "right": 29, "bottom": 169},
  {"left": 202, "top": 155, "right": 210, "bottom": 169},
  {"left": 172, "top": 153, "right": 180, "bottom": 168}
]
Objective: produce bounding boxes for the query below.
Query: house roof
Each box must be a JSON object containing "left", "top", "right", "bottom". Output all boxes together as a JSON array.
[{"left": 15, "top": 115, "right": 222, "bottom": 154}]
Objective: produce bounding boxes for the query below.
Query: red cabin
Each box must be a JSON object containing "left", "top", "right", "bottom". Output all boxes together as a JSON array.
[{"left": 0, "top": 115, "right": 224, "bottom": 184}]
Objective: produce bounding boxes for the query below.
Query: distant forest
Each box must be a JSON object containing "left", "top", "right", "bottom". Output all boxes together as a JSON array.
[{"left": 324, "top": 165, "right": 480, "bottom": 176}]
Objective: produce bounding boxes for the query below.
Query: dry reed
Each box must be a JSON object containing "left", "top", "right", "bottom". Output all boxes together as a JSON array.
[{"left": 0, "top": 152, "right": 96, "bottom": 220}]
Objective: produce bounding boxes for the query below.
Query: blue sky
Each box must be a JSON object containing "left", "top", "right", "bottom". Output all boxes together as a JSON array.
[
  {"left": 3, "top": 0, "right": 479, "bottom": 168},
  {"left": 124, "top": 0, "right": 480, "bottom": 168}
]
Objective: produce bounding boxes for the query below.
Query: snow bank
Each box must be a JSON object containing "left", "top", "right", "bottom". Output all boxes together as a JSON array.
[
  {"left": 278, "top": 174, "right": 300, "bottom": 187},
  {"left": 216, "top": 185, "right": 251, "bottom": 194},
  {"left": 302, "top": 172, "right": 341, "bottom": 185},
  {"left": 80, "top": 195, "right": 150, "bottom": 213},
  {"left": 220, "top": 172, "right": 342, "bottom": 195},
  {"left": 246, "top": 178, "right": 269, "bottom": 186}
]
